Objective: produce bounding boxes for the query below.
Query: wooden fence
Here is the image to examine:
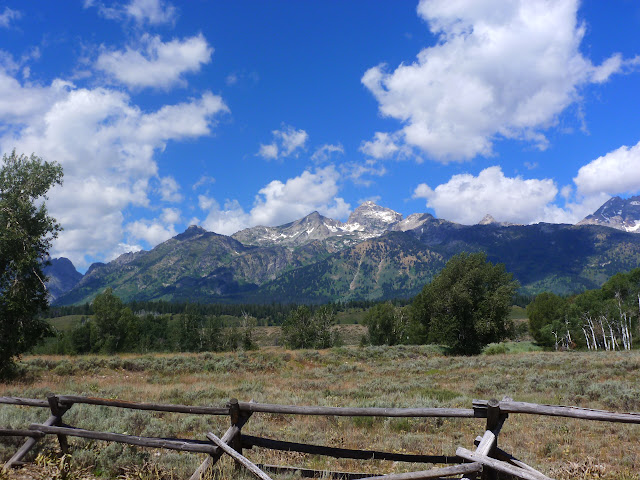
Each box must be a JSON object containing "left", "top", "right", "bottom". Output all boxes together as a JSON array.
[{"left": 2, "top": 394, "right": 640, "bottom": 480}]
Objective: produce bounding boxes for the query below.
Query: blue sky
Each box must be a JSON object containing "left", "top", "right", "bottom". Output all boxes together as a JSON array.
[{"left": 1, "top": 0, "right": 639, "bottom": 271}]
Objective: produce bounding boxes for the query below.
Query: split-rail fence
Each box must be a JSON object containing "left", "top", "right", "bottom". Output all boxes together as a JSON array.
[{"left": 2, "top": 394, "right": 640, "bottom": 480}]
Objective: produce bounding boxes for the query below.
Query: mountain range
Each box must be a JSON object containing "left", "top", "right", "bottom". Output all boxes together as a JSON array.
[{"left": 48, "top": 197, "right": 640, "bottom": 305}]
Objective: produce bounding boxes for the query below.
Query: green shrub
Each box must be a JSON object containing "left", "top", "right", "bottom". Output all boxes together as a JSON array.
[{"left": 483, "top": 343, "right": 509, "bottom": 355}]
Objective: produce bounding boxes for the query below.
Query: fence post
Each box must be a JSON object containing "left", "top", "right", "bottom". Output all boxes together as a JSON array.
[
  {"left": 47, "top": 394, "right": 70, "bottom": 455},
  {"left": 229, "top": 398, "right": 243, "bottom": 470},
  {"left": 481, "top": 399, "right": 501, "bottom": 480},
  {"left": 481, "top": 397, "right": 511, "bottom": 480}
]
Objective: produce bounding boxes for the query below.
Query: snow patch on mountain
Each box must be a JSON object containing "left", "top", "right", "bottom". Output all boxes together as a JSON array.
[{"left": 577, "top": 195, "right": 640, "bottom": 233}]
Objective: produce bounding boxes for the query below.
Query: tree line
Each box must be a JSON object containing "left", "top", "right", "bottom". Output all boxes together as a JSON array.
[
  {"left": 45, "top": 298, "right": 387, "bottom": 326},
  {"left": 527, "top": 268, "right": 639, "bottom": 351},
  {"left": 282, "top": 252, "right": 520, "bottom": 355},
  {"left": 40, "top": 288, "right": 258, "bottom": 355}
]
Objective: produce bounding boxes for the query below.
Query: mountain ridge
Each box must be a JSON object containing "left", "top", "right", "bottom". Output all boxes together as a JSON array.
[
  {"left": 577, "top": 195, "right": 640, "bottom": 232},
  {"left": 53, "top": 198, "right": 640, "bottom": 305}
]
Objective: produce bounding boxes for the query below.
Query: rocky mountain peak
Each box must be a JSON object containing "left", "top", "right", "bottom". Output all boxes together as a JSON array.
[
  {"left": 479, "top": 214, "right": 498, "bottom": 225},
  {"left": 345, "top": 201, "right": 403, "bottom": 233},
  {"left": 577, "top": 195, "right": 640, "bottom": 233},
  {"left": 175, "top": 224, "right": 208, "bottom": 240},
  {"left": 299, "top": 211, "right": 323, "bottom": 224},
  {"left": 44, "top": 257, "right": 83, "bottom": 301},
  {"left": 393, "top": 213, "right": 435, "bottom": 232}
]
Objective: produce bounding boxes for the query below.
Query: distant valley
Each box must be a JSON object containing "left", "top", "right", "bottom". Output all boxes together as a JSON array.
[{"left": 48, "top": 196, "right": 640, "bottom": 305}]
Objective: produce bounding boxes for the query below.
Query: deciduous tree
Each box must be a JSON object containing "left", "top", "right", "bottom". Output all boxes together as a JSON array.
[
  {"left": 0, "top": 150, "right": 63, "bottom": 377},
  {"left": 281, "top": 306, "right": 338, "bottom": 349},
  {"left": 412, "top": 252, "right": 518, "bottom": 355}
]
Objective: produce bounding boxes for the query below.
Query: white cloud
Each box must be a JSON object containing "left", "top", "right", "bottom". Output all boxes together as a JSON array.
[
  {"left": 127, "top": 219, "right": 178, "bottom": 246},
  {"left": 258, "top": 143, "right": 279, "bottom": 160},
  {"left": 0, "top": 69, "right": 228, "bottom": 268},
  {"left": 251, "top": 166, "right": 349, "bottom": 225},
  {"left": 125, "top": 208, "right": 181, "bottom": 249},
  {"left": 360, "top": 132, "right": 401, "bottom": 160},
  {"left": 363, "top": 0, "right": 636, "bottom": 162},
  {"left": 125, "top": 0, "right": 177, "bottom": 25},
  {"left": 87, "top": 0, "right": 177, "bottom": 26},
  {"left": 200, "top": 166, "right": 350, "bottom": 234},
  {"left": 0, "top": 7, "right": 21, "bottom": 28},
  {"left": 258, "top": 124, "right": 308, "bottom": 160},
  {"left": 311, "top": 143, "right": 344, "bottom": 163},
  {"left": 192, "top": 175, "right": 215, "bottom": 190},
  {"left": 107, "top": 243, "right": 143, "bottom": 261},
  {"left": 413, "top": 165, "right": 614, "bottom": 225},
  {"left": 160, "top": 207, "right": 181, "bottom": 224},
  {"left": 199, "top": 198, "right": 251, "bottom": 235},
  {"left": 96, "top": 34, "right": 212, "bottom": 90},
  {"left": 158, "top": 176, "right": 182, "bottom": 202},
  {"left": 574, "top": 140, "right": 640, "bottom": 196},
  {"left": 343, "top": 160, "right": 387, "bottom": 187},
  {"left": 414, "top": 166, "right": 559, "bottom": 224}
]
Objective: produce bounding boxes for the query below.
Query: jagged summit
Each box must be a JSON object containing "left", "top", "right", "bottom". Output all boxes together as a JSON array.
[
  {"left": 53, "top": 195, "right": 640, "bottom": 306},
  {"left": 345, "top": 201, "right": 403, "bottom": 234},
  {"left": 232, "top": 202, "right": 404, "bottom": 248},
  {"left": 232, "top": 210, "right": 344, "bottom": 247},
  {"left": 479, "top": 214, "right": 498, "bottom": 225},
  {"left": 175, "top": 224, "right": 208, "bottom": 240},
  {"left": 577, "top": 195, "right": 640, "bottom": 233},
  {"left": 44, "top": 257, "right": 83, "bottom": 301}
]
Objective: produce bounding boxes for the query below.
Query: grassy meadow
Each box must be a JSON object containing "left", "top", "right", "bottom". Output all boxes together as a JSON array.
[{"left": 1, "top": 346, "right": 639, "bottom": 480}]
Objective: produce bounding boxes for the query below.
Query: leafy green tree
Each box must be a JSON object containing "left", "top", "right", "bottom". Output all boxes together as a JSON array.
[
  {"left": 363, "top": 302, "right": 410, "bottom": 345},
  {"left": 70, "top": 318, "right": 95, "bottom": 353},
  {"left": 526, "top": 292, "right": 567, "bottom": 346},
  {"left": 92, "top": 288, "right": 130, "bottom": 353},
  {"left": 412, "top": 252, "right": 519, "bottom": 355},
  {"left": 0, "top": 150, "right": 63, "bottom": 378},
  {"left": 281, "top": 306, "right": 338, "bottom": 349}
]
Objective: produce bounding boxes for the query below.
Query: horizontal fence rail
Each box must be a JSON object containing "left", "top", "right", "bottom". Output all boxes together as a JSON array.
[
  {"left": 57, "top": 395, "right": 230, "bottom": 416},
  {"left": 2, "top": 394, "right": 639, "bottom": 479},
  {"left": 0, "top": 397, "right": 49, "bottom": 408},
  {"left": 237, "top": 401, "right": 478, "bottom": 418},
  {"left": 473, "top": 399, "right": 640, "bottom": 424}
]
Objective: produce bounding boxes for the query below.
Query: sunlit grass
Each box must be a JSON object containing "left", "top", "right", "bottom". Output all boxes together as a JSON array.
[{"left": 1, "top": 346, "right": 639, "bottom": 479}]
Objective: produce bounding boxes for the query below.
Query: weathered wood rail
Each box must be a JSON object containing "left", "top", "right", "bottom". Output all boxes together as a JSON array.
[{"left": 2, "top": 394, "right": 640, "bottom": 479}]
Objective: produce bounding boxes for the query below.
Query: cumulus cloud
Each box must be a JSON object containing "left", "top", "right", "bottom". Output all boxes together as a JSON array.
[
  {"left": 0, "top": 69, "right": 228, "bottom": 268},
  {"left": 160, "top": 207, "right": 181, "bottom": 224},
  {"left": 96, "top": 34, "right": 212, "bottom": 90},
  {"left": 360, "top": 132, "right": 401, "bottom": 160},
  {"left": 414, "top": 166, "right": 558, "bottom": 224},
  {"left": 87, "top": 0, "right": 177, "bottom": 26},
  {"left": 363, "top": 0, "right": 637, "bottom": 162},
  {"left": 574, "top": 140, "right": 640, "bottom": 196},
  {"left": 413, "top": 165, "right": 614, "bottom": 225},
  {"left": 158, "top": 176, "right": 182, "bottom": 202},
  {"left": 257, "top": 143, "right": 278, "bottom": 160},
  {"left": 0, "top": 7, "right": 21, "bottom": 28},
  {"left": 126, "top": 215, "right": 178, "bottom": 246},
  {"left": 258, "top": 124, "right": 308, "bottom": 160},
  {"left": 200, "top": 166, "right": 350, "bottom": 234}
]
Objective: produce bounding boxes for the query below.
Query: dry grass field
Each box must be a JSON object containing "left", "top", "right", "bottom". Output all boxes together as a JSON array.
[{"left": 1, "top": 346, "right": 639, "bottom": 479}]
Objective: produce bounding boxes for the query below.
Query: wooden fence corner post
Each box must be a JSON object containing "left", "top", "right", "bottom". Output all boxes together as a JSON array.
[
  {"left": 229, "top": 398, "right": 243, "bottom": 470},
  {"left": 47, "top": 393, "right": 71, "bottom": 455},
  {"left": 481, "top": 399, "right": 503, "bottom": 480}
]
